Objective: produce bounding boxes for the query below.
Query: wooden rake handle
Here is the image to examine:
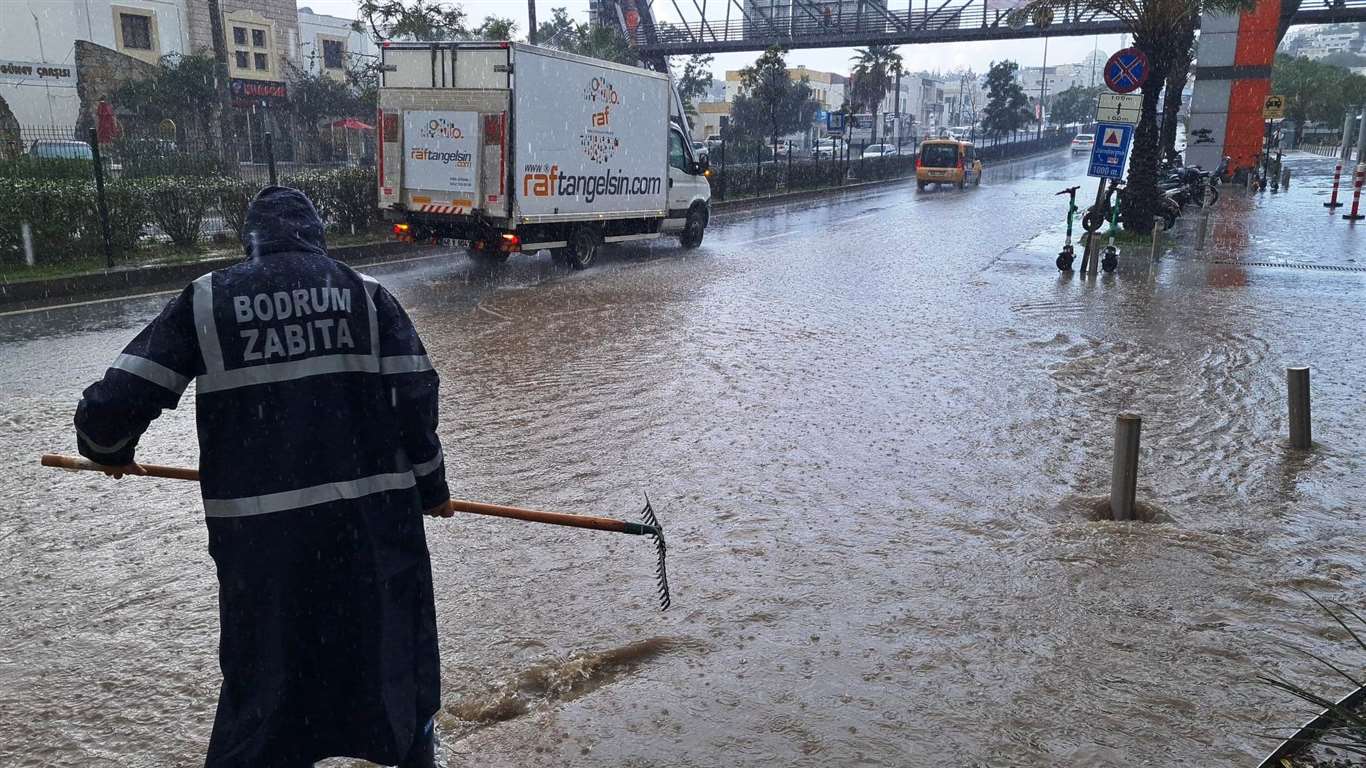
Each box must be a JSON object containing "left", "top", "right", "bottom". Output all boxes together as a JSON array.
[{"left": 39, "top": 454, "right": 657, "bottom": 537}]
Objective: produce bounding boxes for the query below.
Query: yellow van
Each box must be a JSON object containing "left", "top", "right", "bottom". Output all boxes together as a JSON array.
[{"left": 916, "top": 140, "right": 982, "bottom": 190}]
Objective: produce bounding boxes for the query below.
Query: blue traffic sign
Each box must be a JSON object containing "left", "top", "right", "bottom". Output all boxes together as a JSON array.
[
  {"left": 826, "top": 112, "right": 846, "bottom": 132},
  {"left": 1088, "top": 122, "right": 1133, "bottom": 180},
  {"left": 1103, "top": 47, "right": 1149, "bottom": 94}
]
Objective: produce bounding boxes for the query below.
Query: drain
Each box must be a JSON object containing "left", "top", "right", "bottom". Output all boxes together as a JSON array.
[{"left": 1212, "top": 260, "right": 1366, "bottom": 273}]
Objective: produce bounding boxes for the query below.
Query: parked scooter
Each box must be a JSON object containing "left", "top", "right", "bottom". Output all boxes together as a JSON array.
[
  {"left": 1084, "top": 179, "right": 1179, "bottom": 233},
  {"left": 1056, "top": 185, "right": 1080, "bottom": 271}
]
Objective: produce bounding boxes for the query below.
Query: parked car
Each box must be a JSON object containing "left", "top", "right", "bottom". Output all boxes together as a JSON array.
[
  {"left": 1071, "top": 134, "right": 1095, "bottom": 153},
  {"left": 705, "top": 134, "right": 723, "bottom": 148},
  {"left": 692, "top": 141, "right": 709, "bottom": 161},
  {"left": 28, "top": 139, "right": 93, "bottom": 160},
  {"left": 861, "top": 144, "right": 897, "bottom": 159},
  {"left": 812, "top": 139, "right": 846, "bottom": 159}
]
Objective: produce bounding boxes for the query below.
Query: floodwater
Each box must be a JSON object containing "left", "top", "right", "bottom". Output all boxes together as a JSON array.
[{"left": 1, "top": 150, "right": 1362, "bottom": 767}]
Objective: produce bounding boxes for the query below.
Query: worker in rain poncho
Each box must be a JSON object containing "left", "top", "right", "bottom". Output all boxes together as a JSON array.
[{"left": 73, "top": 186, "right": 450, "bottom": 767}]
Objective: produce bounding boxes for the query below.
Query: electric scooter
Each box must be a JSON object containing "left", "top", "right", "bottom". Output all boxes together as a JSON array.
[{"left": 1056, "top": 185, "right": 1080, "bottom": 271}]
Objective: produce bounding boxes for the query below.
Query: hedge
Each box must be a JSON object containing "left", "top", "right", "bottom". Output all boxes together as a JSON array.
[{"left": 0, "top": 167, "right": 381, "bottom": 266}]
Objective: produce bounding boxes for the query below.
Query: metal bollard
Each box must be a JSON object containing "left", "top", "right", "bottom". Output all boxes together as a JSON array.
[
  {"left": 1150, "top": 220, "right": 1161, "bottom": 260},
  {"left": 1287, "top": 367, "right": 1312, "bottom": 450},
  {"left": 1110, "top": 414, "right": 1141, "bottom": 521},
  {"left": 1281, "top": 167, "right": 1291, "bottom": 189},
  {"left": 1195, "top": 208, "right": 1211, "bottom": 251}
]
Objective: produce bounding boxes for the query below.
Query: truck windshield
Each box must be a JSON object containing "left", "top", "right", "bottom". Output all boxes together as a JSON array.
[{"left": 919, "top": 144, "right": 959, "bottom": 167}]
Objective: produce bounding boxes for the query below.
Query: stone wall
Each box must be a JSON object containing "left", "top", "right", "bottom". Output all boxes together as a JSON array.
[{"left": 74, "top": 41, "right": 161, "bottom": 135}]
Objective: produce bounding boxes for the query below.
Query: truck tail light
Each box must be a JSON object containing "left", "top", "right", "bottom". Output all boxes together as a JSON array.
[
  {"left": 499, "top": 233, "right": 521, "bottom": 252},
  {"left": 392, "top": 223, "right": 411, "bottom": 240}
]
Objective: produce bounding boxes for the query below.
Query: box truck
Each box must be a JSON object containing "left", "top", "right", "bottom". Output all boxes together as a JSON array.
[{"left": 377, "top": 41, "right": 712, "bottom": 269}]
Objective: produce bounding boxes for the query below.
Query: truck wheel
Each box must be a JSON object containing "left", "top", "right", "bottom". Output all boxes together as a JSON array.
[
  {"left": 567, "top": 227, "right": 598, "bottom": 270},
  {"left": 917, "top": 181, "right": 927, "bottom": 191},
  {"left": 680, "top": 209, "right": 706, "bottom": 249}
]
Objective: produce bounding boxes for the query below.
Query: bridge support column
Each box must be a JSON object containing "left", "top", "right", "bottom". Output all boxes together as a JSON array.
[{"left": 1187, "top": 0, "right": 1282, "bottom": 175}]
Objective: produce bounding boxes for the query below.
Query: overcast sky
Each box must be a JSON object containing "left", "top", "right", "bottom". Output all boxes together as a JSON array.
[{"left": 301, "top": 0, "right": 1127, "bottom": 76}]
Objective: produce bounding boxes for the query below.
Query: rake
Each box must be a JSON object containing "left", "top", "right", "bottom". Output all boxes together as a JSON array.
[{"left": 40, "top": 453, "right": 670, "bottom": 611}]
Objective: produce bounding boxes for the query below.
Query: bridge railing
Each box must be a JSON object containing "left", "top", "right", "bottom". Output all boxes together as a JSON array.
[{"left": 634, "top": 0, "right": 1124, "bottom": 50}]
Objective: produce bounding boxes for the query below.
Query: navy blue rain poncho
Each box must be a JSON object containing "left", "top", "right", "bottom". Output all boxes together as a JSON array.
[{"left": 74, "top": 186, "right": 448, "bottom": 767}]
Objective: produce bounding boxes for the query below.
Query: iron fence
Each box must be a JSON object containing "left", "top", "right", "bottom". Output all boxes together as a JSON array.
[{"left": 709, "top": 128, "right": 1074, "bottom": 202}]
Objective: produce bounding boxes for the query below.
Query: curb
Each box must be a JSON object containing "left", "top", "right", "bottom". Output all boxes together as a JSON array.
[{"left": 0, "top": 241, "right": 441, "bottom": 313}]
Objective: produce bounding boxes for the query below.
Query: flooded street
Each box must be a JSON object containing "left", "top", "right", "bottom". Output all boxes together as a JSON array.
[{"left": 2, "top": 149, "right": 1363, "bottom": 766}]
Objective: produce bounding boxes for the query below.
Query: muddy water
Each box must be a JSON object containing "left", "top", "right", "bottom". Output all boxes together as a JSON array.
[{"left": 1, "top": 151, "right": 1362, "bottom": 767}]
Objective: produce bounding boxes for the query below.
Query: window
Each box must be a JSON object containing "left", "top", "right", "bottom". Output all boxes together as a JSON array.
[
  {"left": 227, "top": 14, "right": 274, "bottom": 79},
  {"left": 120, "top": 13, "right": 152, "bottom": 49},
  {"left": 668, "top": 130, "right": 688, "bottom": 171},
  {"left": 322, "top": 39, "right": 344, "bottom": 70}
]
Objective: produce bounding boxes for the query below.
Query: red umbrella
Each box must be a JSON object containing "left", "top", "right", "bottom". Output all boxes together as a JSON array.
[
  {"left": 96, "top": 100, "right": 121, "bottom": 143},
  {"left": 330, "top": 118, "right": 374, "bottom": 131}
]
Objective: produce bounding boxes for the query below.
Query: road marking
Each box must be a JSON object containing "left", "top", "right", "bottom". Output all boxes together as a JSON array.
[{"left": 476, "top": 303, "right": 513, "bottom": 321}]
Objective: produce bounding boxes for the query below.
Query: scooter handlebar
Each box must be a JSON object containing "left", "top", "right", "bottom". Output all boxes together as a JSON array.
[{"left": 1055, "top": 185, "right": 1081, "bottom": 195}]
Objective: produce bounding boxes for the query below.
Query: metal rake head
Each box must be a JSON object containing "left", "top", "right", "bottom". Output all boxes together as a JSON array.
[{"left": 641, "top": 494, "right": 670, "bottom": 611}]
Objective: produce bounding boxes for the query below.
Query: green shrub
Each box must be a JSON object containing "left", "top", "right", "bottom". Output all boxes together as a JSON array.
[
  {"left": 330, "top": 167, "right": 378, "bottom": 232},
  {"left": 104, "top": 179, "right": 149, "bottom": 254},
  {"left": 0, "top": 157, "right": 95, "bottom": 181},
  {"left": 0, "top": 178, "right": 97, "bottom": 263},
  {"left": 286, "top": 167, "right": 378, "bottom": 232},
  {"left": 139, "top": 176, "right": 214, "bottom": 248},
  {"left": 215, "top": 177, "right": 258, "bottom": 241},
  {"left": 287, "top": 170, "right": 339, "bottom": 225}
]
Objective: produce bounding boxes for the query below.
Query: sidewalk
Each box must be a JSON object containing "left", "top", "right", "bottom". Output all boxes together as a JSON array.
[{"left": 1005, "top": 151, "right": 1365, "bottom": 274}]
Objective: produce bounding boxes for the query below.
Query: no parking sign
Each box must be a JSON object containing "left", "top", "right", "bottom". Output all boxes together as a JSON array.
[{"left": 1104, "top": 48, "right": 1150, "bottom": 94}]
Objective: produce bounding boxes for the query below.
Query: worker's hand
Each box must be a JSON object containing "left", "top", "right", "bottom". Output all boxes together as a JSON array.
[
  {"left": 100, "top": 462, "right": 146, "bottom": 480},
  {"left": 425, "top": 502, "right": 453, "bottom": 518}
]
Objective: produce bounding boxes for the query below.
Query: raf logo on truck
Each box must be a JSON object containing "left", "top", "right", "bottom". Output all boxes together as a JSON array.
[{"left": 581, "top": 77, "right": 621, "bottom": 164}]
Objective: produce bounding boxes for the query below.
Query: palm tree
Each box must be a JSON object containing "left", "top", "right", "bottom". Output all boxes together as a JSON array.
[
  {"left": 850, "top": 44, "right": 904, "bottom": 145},
  {"left": 1013, "top": 0, "right": 1253, "bottom": 232}
]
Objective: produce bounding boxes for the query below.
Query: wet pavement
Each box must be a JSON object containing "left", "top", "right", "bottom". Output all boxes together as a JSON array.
[{"left": 1, "top": 149, "right": 1363, "bottom": 767}]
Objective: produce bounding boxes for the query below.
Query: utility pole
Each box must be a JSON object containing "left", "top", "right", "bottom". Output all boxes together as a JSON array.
[
  {"left": 1037, "top": 34, "right": 1049, "bottom": 140},
  {"left": 207, "top": 0, "right": 235, "bottom": 163},
  {"left": 892, "top": 66, "right": 902, "bottom": 150},
  {"left": 527, "top": 0, "right": 538, "bottom": 44}
]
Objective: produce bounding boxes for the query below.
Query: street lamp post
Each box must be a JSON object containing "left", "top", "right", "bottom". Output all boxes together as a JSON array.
[{"left": 1038, "top": 34, "right": 1049, "bottom": 141}]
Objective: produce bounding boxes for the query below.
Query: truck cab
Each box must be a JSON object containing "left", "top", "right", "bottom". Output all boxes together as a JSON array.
[{"left": 666, "top": 123, "right": 711, "bottom": 248}]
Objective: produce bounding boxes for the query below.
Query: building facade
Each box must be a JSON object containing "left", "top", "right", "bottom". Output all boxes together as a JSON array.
[
  {"left": 1, "top": 0, "right": 194, "bottom": 126},
  {"left": 297, "top": 6, "right": 376, "bottom": 78},
  {"left": 1, "top": 0, "right": 302, "bottom": 130}
]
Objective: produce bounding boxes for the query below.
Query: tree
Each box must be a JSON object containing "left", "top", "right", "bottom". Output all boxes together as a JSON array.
[
  {"left": 534, "top": 7, "right": 637, "bottom": 65},
  {"left": 1160, "top": 21, "right": 1197, "bottom": 161},
  {"left": 472, "top": 15, "right": 517, "bottom": 40},
  {"left": 849, "top": 44, "right": 903, "bottom": 144},
  {"left": 1014, "top": 0, "right": 1255, "bottom": 232},
  {"left": 355, "top": 0, "right": 469, "bottom": 41},
  {"left": 535, "top": 7, "right": 580, "bottom": 48},
  {"left": 111, "top": 53, "right": 221, "bottom": 137},
  {"left": 1049, "top": 85, "right": 1101, "bottom": 126},
  {"left": 676, "top": 54, "right": 715, "bottom": 117},
  {"left": 1272, "top": 54, "right": 1366, "bottom": 145},
  {"left": 733, "top": 46, "right": 816, "bottom": 155},
  {"left": 981, "top": 60, "right": 1030, "bottom": 138}
]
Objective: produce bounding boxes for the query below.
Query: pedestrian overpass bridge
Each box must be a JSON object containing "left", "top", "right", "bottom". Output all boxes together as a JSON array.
[{"left": 612, "top": 0, "right": 1366, "bottom": 57}]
